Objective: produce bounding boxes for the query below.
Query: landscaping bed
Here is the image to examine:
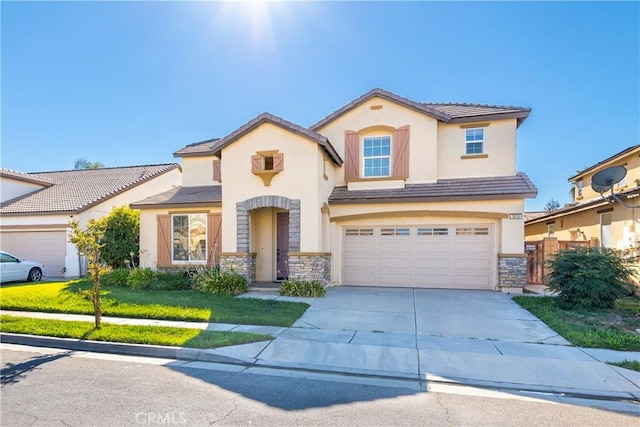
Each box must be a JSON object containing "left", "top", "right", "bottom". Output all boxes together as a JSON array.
[
  {"left": 514, "top": 295, "right": 640, "bottom": 351},
  {"left": 0, "top": 315, "right": 271, "bottom": 349},
  {"left": 0, "top": 281, "right": 308, "bottom": 327}
]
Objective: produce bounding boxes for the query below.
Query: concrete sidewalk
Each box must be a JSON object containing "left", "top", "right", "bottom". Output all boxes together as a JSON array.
[{"left": 1, "top": 287, "right": 639, "bottom": 401}]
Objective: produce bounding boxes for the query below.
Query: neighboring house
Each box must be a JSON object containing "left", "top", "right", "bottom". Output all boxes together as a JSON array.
[
  {"left": 525, "top": 145, "right": 640, "bottom": 251},
  {"left": 0, "top": 164, "right": 182, "bottom": 278},
  {"left": 132, "top": 88, "right": 537, "bottom": 291}
]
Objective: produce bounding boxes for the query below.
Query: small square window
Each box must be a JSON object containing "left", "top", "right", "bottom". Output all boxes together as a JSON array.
[{"left": 465, "top": 129, "right": 484, "bottom": 155}]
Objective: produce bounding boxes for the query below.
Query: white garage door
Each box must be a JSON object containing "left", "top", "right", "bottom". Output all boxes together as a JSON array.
[
  {"left": 343, "top": 225, "right": 493, "bottom": 289},
  {"left": 1, "top": 231, "right": 67, "bottom": 277}
]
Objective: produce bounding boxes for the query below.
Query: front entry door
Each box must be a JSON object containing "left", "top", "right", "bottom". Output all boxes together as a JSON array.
[{"left": 277, "top": 212, "right": 289, "bottom": 280}]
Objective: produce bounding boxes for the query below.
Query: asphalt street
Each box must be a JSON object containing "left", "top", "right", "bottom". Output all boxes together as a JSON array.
[{"left": 1, "top": 345, "right": 638, "bottom": 426}]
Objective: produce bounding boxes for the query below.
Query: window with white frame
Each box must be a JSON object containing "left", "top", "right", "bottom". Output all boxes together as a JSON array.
[
  {"left": 465, "top": 128, "right": 484, "bottom": 155},
  {"left": 363, "top": 136, "right": 391, "bottom": 177},
  {"left": 576, "top": 179, "right": 583, "bottom": 198},
  {"left": 172, "top": 214, "right": 207, "bottom": 262}
]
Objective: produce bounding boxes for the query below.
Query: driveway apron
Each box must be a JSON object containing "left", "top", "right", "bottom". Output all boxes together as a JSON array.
[{"left": 253, "top": 287, "right": 640, "bottom": 396}]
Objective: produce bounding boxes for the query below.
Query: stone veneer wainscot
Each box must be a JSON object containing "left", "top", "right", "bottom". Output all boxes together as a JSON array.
[{"left": 287, "top": 252, "right": 331, "bottom": 285}]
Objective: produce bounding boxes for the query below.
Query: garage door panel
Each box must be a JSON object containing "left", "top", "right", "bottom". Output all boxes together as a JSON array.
[
  {"left": 414, "top": 273, "right": 452, "bottom": 287},
  {"left": 453, "top": 242, "right": 491, "bottom": 254},
  {"left": 414, "top": 241, "right": 451, "bottom": 253},
  {"left": 344, "top": 241, "right": 375, "bottom": 254},
  {"left": 378, "top": 272, "right": 412, "bottom": 286},
  {"left": 378, "top": 257, "right": 412, "bottom": 269},
  {"left": 452, "top": 258, "right": 491, "bottom": 269},
  {"left": 343, "top": 256, "right": 376, "bottom": 269},
  {"left": 343, "top": 224, "right": 493, "bottom": 290}
]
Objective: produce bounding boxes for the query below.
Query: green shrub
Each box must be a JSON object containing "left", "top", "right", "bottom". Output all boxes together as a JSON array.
[
  {"left": 100, "top": 206, "right": 140, "bottom": 269},
  {"left": 280, "top": 279, "right": 326, "bottom": 297},
  {"left": 192, "top": 269, "right": 247, "bottom": 296},
  {"left": 147, "top": 271, "right": 192, "bottom": 291},
  {"left": 126, "top": 267, "right": 158, "bottom": 289},
  {"left": 100, "top": 268, "right": 130, "bottom": 287},
  {"left": 546, "top": 247, "right": 637, "bottom": 309}
]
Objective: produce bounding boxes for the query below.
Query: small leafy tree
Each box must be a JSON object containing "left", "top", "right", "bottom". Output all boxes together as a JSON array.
[
  {"left": 74, "top": 158, "right": 104, "bottom": 169},
  {"left": 69, "top": 219, "right": 109, "bottom": 328},
  {"left": 544, "top": 198, "right": 561, "bottom": 213},
  {"left": 546, "top": 247, "right": 636, "bottom": 309},
  {"left": 100, "top": 206, "right": 140, "bottom": 269}
]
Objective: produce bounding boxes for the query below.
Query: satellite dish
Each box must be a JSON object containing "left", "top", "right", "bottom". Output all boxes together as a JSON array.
[
  {"left": 592, "top": 165, "right": 627, "bottom": 188},
  {"left": 591, "top": 182, "right": 611, "bottom": 194}
]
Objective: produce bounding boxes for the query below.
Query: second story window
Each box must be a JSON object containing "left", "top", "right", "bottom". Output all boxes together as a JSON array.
[
  {"left": 576, "top": 179, "right": 583, "bottom": 198},
  {"left": 363, "top": 136, "right": 391, "bottom": 177},
  {"left": 465, "top": 128, "right": 484, "bottom": 155}
]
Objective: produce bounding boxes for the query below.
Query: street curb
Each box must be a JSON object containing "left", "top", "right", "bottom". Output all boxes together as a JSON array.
[
  {"left": 0, "top": 333, "right": 247, "bottom": 366},
  {"left": 2, "top": 332, "right": 638, "bottom": 403}
]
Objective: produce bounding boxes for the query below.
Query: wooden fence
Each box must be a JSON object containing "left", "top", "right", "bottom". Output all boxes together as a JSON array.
[{"left": 525, "top": 238, "right": 591, "bottom": 284}]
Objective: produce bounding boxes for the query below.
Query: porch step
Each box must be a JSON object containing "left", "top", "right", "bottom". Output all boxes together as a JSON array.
[{"left": 248, "top": 282, "right": 281, "bottom": 292}]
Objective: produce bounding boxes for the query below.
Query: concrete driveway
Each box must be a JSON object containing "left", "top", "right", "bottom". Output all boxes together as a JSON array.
[
  {"left": 243, "top": 286, "right": 639, "bottom": 398},
  {"left": 292, "top": 286, "right": 568, "bottom": 344}
]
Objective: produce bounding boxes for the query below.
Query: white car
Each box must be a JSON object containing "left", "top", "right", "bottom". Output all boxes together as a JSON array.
[{"left": 0, "top": 251, "right": 46, "bottom": 283}]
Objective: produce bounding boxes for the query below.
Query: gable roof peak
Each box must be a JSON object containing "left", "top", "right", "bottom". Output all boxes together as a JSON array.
[{"left": 310, "top": 88, "right": 531, "bottom": 131}]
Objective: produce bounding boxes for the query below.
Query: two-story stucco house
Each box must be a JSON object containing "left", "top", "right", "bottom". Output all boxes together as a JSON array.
[
  {"left": 132, "top": 89, "right": 537, "bottom": 292},
  {"left": 526, "top": 145, "right": 640, "bottom": 251}
]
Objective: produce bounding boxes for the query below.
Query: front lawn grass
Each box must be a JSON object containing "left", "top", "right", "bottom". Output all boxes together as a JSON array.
[
  {"left": 0, "top": 281, "right": 308, "bottom": 327},
  {"left": 513, "top": 295, "right": 640, "bottom": 351},
  {"left": 0, "top": 315, "right": 272, "bottom": 349}
]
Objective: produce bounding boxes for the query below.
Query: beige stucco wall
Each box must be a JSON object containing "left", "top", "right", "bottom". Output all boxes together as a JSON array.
[
  {"left": 181, "top": 156, "right": 220, "bottom": 187},
  {"left": 525, "top": 203, "right": 639, "bottom": 251},
  {"left": 1, "top": 178, "right": 47, "bottom": 203},
  {"left": 437, "top": 119, "right": 517, "bottom": 179},
  {"left": 315, "top": 96, "right": 440, "bottom": 186},
  {"left": 220, "top": 123, "right": 331, "bottom": 253}
]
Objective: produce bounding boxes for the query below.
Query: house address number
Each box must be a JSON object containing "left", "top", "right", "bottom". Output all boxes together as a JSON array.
[{"left": 509, "top": 213, "right": 523, "bottom": 220}]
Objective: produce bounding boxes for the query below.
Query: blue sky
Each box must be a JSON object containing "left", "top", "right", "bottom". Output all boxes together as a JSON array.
[{"left": 2, "top": 1, "right": 638, "bottom": 211}]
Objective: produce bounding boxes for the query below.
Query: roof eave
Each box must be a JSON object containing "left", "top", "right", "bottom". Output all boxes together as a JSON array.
[
  {"left": 447, "top": 111, "right": 531, "bottom": 127},
  {"left": 568, "top": 145, "right": 640, "bottom": 182},
  {"left": 329, "top": 192, "right": 538, "bottom": 205},
  {"left": 130, "top": 201, "right": 222, "bottom": 210}
]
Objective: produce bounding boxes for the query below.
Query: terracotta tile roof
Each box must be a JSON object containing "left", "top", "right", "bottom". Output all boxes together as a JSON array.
[
  {"left": 172, "top": 138, "right": 220, "bottom": 157},
  {"left": 422, "top": 103, "right": 531, "bottom": 126},
  {"left": 130, "top": 185, "right": 222, "bottom": 209},
  {"left": 175, "top": 113, "right": 343, "bottom": 165},
  {"left": 310, "top": 88, "right": 531, "bottom": 131},
  {"left": 0, "top": 168, "right": 54, "bottom": 186},
  {"left": 0, "top": 164, "right": 181, "bottom": 215},
  {"left": 329, "top": 173, "right": 537, "bottom": 204},
  {"left": 568, "top": 145, "right": 640, "bottom": 181}
]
